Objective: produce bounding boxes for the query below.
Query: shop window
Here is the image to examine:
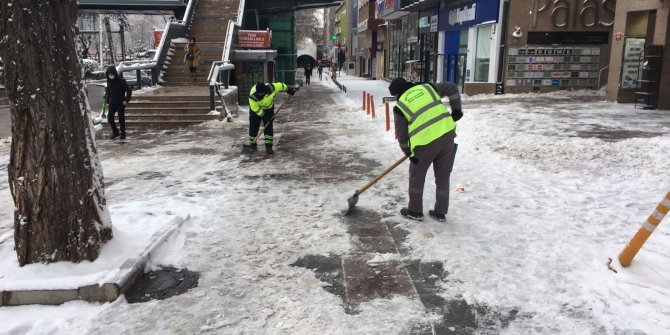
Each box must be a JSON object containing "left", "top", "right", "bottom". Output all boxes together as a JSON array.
[{"left": 474, "top": 25, "right": 492, "bottom": 82}]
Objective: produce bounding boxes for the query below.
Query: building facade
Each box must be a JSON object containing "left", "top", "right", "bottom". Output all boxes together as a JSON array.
[{"left": 607, "top": 0, "right": 670, "bottom": 109}]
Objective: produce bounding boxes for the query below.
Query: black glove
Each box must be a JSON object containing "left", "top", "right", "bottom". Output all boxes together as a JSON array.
[
  {"left": 287, "top": 88, "right": 296, "bottom": 96},
  {"left": 409, "top": 156, "right": 419, "bottom": 164},
  {"left": 451, "top": 109, "right": 463, "bottom": 122}
]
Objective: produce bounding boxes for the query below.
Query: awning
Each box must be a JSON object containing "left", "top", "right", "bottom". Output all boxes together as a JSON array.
[{"left": 230, "top": 49, "right": 278, "bottom": 62}]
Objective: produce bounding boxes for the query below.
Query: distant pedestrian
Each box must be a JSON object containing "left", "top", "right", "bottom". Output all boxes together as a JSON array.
[
  {"left": 317, "top": 64, "right": 324, "bottom": 80},
  {"left": 105, "top": 65, "right": 132, "bottom": 140},
  {"left": 387, "top": 77, "right": 463, "bottom": 222},
  {"left": 304, "top": 64, "right": 313, "bottom": 85},
  {"left": 184, "top": 37, "right": 202, "bottom": 78},
  {"left": 338, "top": 48, "right": 346, "bottom": 76},
  {"left": 248, "top": 82, "right": 296, "bottom": 154}
]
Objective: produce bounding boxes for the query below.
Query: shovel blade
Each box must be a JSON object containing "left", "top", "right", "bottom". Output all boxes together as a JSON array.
[
  {"left": 345, "top": 193, "right": 359, "bottom": 215},
  {"left": 241, "top": 144, "right": 257, "bottom": 155}
]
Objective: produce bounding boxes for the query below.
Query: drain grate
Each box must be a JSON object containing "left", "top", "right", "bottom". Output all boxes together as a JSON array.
[{"left": 125, "top": 266, "right": 199, "bottom": 303}]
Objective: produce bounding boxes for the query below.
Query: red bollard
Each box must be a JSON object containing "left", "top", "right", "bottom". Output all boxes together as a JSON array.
[
  {"left": 367, "top": 94, "right": 371, "bottom": 115},
  {"left": 371, "top": 95, "right": 376, "bottom": 118},
  {"left": 385, "top": 102, "right": 390, "bottom": 131},
  {"left": 362, "top": 91, "right": 366, "bottom": 111}
]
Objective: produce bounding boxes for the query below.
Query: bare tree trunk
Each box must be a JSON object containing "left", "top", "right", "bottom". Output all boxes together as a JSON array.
[
  {"left": 0, "top": 0, "right": 113, "bottom": 266},
  {"left": 104, "top": 16, "right": 117, "bottom": 64}
]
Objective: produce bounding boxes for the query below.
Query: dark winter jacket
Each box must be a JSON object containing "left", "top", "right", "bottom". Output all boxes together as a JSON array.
[{"left": 105, "top": 66, "right": 132, "bottom": 106}]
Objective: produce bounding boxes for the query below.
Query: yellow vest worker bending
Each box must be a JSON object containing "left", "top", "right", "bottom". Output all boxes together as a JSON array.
[
  {"left": 248, "top": 82, "right": 295, "bottom": 154},
  {"left": 388, "top": 77, "right": 463, "bottom": 222}
]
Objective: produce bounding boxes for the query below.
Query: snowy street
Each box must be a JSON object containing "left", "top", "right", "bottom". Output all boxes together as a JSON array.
[{"left": 0, "top": 75, "right": 669, "bottom": 334}]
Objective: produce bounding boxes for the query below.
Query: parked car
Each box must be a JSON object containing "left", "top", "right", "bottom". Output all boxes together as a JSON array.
[{"left": 122, "top": 70, "right": 152, "bottom": 89}]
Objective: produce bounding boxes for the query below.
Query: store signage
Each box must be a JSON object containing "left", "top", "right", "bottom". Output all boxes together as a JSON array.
[
  {"left": 448, "top": 4, "right": 476, "bottom": 26},
  {"left": 358, "top": 0, "right": 368, "bottom": 9},
  {"left": 377, "top": 0, "right": 406, "bottom": 19},
  {"left": 438, "top": 0, "right": 499, "bottom": 32},
  {"left": 615, "top": 32, "right": 622, "bottom": 41},
  {"left": 430, "top": 15, "right": 438, "bottom": 32},
  {"left": 357, "top": 19, "right": 368, "bottom": 33},
  {"left": 419, "top": 17, "right": 430, "bottom": 28},
  {"left": 238, "top": 30, "right": 272, "bottom": 49},
  {"left": 531, "top": 0, "right": 615, "bottom": 28}
]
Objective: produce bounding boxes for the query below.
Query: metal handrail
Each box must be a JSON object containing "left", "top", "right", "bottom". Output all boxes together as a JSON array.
[{"left": 598, "top": 65, "right": 610, "bottom": 89}]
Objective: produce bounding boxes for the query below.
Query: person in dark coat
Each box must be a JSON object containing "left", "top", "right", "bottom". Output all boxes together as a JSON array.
[
  {"left": 317, "top": 64, "right": 324, "bottom": 81},
  {"left": 105, "top": 66, "right": 132, "bottom": 139},
  {"left": 388, "top": 77, "right": 463, "bottom": 222},
  {"left": 304, "top": 64, "right": 313, "bottom": 85}
]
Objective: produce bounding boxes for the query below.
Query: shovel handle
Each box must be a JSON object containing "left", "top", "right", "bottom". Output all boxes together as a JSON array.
[
  {"left": 355, "top": 155, "right": 409, "bottom": 196},
  {"left": 251, "top": 97, "right": 290, "bottom": 144}
]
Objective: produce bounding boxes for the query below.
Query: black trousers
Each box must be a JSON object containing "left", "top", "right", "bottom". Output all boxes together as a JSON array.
[
  {"left": 108, "top": 104, "right": 126, "bottom": 135},
  {"left": 248, "top": 107, "right": 274, "bottom": 144},
  {"left": 305, "top": 75, "right": 311, "bottom": 85}
]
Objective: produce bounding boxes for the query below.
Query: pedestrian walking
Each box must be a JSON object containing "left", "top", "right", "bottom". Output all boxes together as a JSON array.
[
  {"left": 304, "top": 64, "right": 313, "bottom": 85},
  {"left": 105, "top": 65, "right": 132, "bottom": 140},
  {"left": 338, "top": 48, "right": 346, "bottom": 76},
  {"left": 248, "top": 82, "right": 296, "bottom": 154},
  {"left": 184, "top": 37, "right": 202, "bottom": 78},
  {"left": 387, "top": 77, "right": 463, "bottom": 222},
  {"left": 317, "top": 64, "right": 324, "bottom": 81}
]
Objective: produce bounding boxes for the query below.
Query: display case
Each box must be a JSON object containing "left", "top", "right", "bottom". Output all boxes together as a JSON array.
[{"left": 635, "top": 45, "right": 664, "bottom": 110}]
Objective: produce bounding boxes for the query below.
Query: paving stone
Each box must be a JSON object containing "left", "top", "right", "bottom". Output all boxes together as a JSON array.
[
  {"left": 350, "top": 236, "right": 397, "bottom": 254},
  {"left": 346, "top": 222, "right": 390, "bottom": 237},
  {"left": 343, "top": 258, "right": 406, "bottom": 279},
  {"left": 345, "top": 274, "right": 414, "bottom": 307}
]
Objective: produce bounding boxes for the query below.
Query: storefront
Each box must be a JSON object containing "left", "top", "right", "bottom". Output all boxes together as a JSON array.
[
  {"left": 417, "top": 7, "right": 439, "bottom": 82},
  {"left": 439, "top": 0, "right": 502, "bottom": 93},
  {"left": 607, "top": 1, "right": 669, "bottom": 109},
  {"left": 377, "top": 0, "right": 408, "bottom": 80},
  {"left": 504, "top": 0, "right": 614, "bottom": 94}
]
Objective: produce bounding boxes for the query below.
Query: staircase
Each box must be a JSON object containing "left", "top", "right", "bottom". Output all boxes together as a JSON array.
[{"left": 106, "top": 0, "right": 241, "bottom": 132}]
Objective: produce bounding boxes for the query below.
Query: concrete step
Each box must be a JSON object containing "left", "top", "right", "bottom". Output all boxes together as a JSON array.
[
  {"left": 161, "top": 81, "right": 211, "bottom": 87},
  {"left": 133, "top": 94, "right": 212, "bottom": 102},
  {"left": 123, "top": 114, "right": 218, "bottom": 121},
  {"left": 129, "top": 100, "right": 214, "bottom": 108},
  {"left": 100, "top": 120, "right": 215, "bottom": 131},
  {"left": 124, "top": 106, "right": 213, "bottom": 114}
]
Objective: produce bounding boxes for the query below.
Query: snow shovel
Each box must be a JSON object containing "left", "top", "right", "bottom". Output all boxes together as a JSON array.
[
  {"left": 241, "top": 97, "right": 291, "bottom": 155},
  {"left": 345, "top": 155, "right": 409, "bottom": 214}
]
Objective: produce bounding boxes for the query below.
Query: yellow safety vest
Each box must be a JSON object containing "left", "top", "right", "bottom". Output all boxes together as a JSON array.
[
  {"left": 395, "top": 84, "right": 456, "bottom": 157},
  {"left": 248, "top": 82, "right": 288, "bottom": 116}
]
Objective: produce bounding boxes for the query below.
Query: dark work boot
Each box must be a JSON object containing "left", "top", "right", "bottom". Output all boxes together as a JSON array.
[
  {"left": 120, "top": 133, "right": 126, "bottom": 140},
  {"left": 428, "top": 210, "right": 446, "bottom": 222},
  {"left": 109, "top": 132, "right": 119, "bottom": 140},
  {"left": 400, "top": 208, "right": 423, "bottom": 221},
  {"left": 265, "top": 144, "right": 274, "bottom": 155}
]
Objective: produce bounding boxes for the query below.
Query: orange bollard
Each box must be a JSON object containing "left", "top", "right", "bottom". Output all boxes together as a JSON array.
[
  {"left": 385, "top": 102, "right": 390, "bottom": 131},
  {"left": 619, "top": 191, "right": 670, "bottom": 267},
  {"left": 367, "top": 94, "right": 371, "bottom": 115},
  {"left": 371, "top": 95, "right": 376, "bottom": 118},
  {"left": 362, "top": 91, "right": 366, "bottom": 111}
]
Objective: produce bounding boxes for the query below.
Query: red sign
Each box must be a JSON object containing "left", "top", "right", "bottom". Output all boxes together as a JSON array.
[
  {"left": 615, "top": 32, "right": 622, "bottom": 41},
  {"left": 238, "top": 30, "right": 272, "bottom": 49},
  {"left": 153, "top": 28, "right": 164, "bottom": 48}
]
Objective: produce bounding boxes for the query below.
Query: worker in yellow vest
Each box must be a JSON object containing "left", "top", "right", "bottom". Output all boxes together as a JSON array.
[
  {"left": 248, "top": 82, "right": 295, "bottom": 154},
  {"left": 387, "top": 77, "right": 463, "bottom": 222}
]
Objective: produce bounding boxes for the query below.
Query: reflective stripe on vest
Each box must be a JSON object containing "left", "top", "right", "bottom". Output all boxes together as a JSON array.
[{"left": 396, "top": 84, "right": 456, "bottom": 156}]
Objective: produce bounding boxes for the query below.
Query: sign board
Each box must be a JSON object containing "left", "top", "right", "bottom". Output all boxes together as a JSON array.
[
  {"left": 430, "top": 15, "right": 438, "bottom": 32},
  {"left": 357, "top": 19, "right": 368, "bottom": 33},
  {"left": 238, "top": 30, "right": 272, "bottom": 49},
  {"left": 438, "top": 0, "right": 499, "bottom": 32},
  {"left": 419, "top": 16, "right": 430, "bottom": 28}
]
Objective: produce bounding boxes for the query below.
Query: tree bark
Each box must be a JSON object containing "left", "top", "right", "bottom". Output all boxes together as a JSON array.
[
  {"left": 104, "top": 16, "right": 116, "bottom": 64},
  {"left": 0, "top": 0, "right": 113, "bottom": 266}
]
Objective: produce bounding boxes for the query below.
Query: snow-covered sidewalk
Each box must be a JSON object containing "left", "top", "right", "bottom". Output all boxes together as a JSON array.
[{"left": 0, "top": 77, "right": 669, "bottom": 334}]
